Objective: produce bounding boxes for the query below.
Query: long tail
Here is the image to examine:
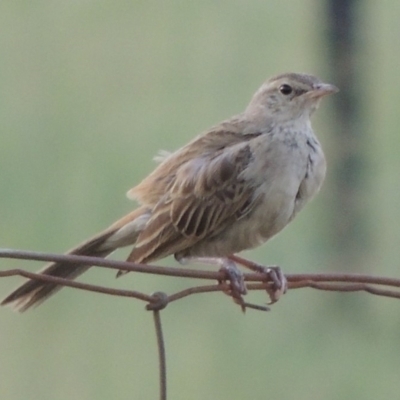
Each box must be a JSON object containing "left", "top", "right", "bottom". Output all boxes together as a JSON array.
[{"left": 1, "top": 207, "right": 150, "bottom": 312}]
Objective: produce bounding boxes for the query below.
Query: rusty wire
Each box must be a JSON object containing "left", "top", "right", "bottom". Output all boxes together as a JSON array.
[{"left": 1, "top": 248, "right": 400, "bottom": 400}]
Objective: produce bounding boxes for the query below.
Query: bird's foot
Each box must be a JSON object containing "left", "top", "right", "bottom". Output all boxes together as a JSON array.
[
  {"left": 228, "top": 255, "right": 287, "bottom": 304},
  {"left": 262, "top": 265, "right": 287, "bottom": 304},
  {"left": 218, "top": 259, "right": 247, "bottom": 297},
  {"left": 218, "top": 261, "right": 274, "bottom": 312},
  {"left": 176, "top": 256, "right": 249, "bottom": 310}
]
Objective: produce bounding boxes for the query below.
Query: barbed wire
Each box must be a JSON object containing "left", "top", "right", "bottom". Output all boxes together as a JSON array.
[{"left": 1, "top": 248, "right": 400, "bottom": 400}]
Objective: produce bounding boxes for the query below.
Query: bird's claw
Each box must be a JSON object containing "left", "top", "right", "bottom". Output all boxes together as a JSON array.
[
  {"left": 227, "top": 256, "right": 287, "bottom": 305},
  {"left": 218, "top": 260, "right": 248, "bottom": 307},
  {"left": 263, "top": 265, "right": 287, "bottom": 304}
]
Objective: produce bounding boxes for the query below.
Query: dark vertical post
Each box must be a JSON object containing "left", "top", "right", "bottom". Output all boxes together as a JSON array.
[{"left": 326, "top": 0, "right": 367, "bottom": 269}]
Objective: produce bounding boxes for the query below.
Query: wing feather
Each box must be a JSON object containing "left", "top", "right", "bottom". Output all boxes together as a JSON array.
[
  {"left": 127, "top": 127, "right": 262, "bottom": 205},
  {"left": 127, "top": 141, "right": 259, "bottom": 263}
]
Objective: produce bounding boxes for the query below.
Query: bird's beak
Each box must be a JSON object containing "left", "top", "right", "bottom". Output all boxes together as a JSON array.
[{"left": 306, "top": 83, "right": 339, "bottom": 99}]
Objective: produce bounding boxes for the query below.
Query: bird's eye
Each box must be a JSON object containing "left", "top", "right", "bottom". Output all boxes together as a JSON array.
[{"left": 279, "top": 84, "right": 293, "bottom": 95}]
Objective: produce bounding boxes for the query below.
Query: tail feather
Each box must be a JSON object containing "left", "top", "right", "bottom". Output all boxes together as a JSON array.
[
  {"left": 1, "top": 207, "right": 150, "bottom": 312},
  {"left": 1, "top": 231, "right": 116, "bottom": 312}
]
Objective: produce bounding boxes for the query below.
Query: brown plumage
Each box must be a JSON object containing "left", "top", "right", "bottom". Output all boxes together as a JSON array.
[{"left": 1, "top": 72, "right": 338, "bottom": 311}]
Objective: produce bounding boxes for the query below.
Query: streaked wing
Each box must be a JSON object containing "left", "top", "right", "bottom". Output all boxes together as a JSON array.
[
  {"left": 127, "top": 124, "right": 261, "bottom": 206},
  {"left": 127, "top": 141, "right": 258, "bottom": 263}
]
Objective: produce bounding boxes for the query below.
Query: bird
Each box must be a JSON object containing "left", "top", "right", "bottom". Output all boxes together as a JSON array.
[{"left": 1, "top": 72, "right": 338, "bottom": 311}]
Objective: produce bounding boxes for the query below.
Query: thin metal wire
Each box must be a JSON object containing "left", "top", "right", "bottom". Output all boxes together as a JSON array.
[
  {"left": 2, "top": 248, "right": 400, "bottom": 400},
  {"left": 153, "top": 310, "right": 166, "bottom": 400}
]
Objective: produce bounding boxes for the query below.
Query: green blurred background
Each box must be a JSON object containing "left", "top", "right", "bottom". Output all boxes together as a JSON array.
[{"left": 1, "top": 1, "right": 400, "bottom": 399}]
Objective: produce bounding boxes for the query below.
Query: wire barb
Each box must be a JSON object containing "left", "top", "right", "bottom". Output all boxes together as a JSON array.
[{"left": 147, "top": 292, "right": 169, "bottom": 311}]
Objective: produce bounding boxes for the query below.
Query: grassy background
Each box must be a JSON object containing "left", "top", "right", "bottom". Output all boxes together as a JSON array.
[{"left": 1, "top": 1, "right": 400, "bottom": 399}]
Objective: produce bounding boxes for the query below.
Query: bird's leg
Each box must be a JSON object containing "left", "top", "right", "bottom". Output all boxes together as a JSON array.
[
  {"left": 228, "top": 255, "right": 287, "bottom": 304},
  {"left": 175, "top": 256, "right": 247, "bottom": 306}
]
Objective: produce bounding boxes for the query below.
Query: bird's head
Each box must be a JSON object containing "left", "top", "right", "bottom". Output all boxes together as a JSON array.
[{"left": 246, "top": 72, "right": 338, "bottom": 123}]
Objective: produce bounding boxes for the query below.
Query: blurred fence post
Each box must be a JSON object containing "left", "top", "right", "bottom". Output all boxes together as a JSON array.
[{"left": 326, "top": 0, "right": 369, "bottom": 270}]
